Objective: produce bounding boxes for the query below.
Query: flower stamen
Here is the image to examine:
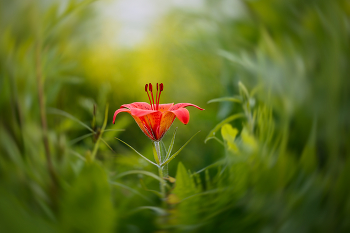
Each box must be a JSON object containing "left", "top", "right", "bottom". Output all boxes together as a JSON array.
[
  {"left": 157, "top": 83, "right": 163, "bottom": 110},
  {"left": 145, "top": 84, "right": 154, "bottom": 110},
  {"left": 155, "top": 83, "right": 159, "bottom": 110},
  {"left": 149, "top": 83, "right": 155, "bottom": 110}
]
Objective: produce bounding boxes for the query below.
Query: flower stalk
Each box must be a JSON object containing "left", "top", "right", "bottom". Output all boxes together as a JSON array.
[{"left": 154, "top": 141, "right": 166, "bottom": 198}]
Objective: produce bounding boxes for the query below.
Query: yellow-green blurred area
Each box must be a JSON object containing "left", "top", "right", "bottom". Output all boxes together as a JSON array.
[{"left": 1, "top": 0, "right": 350, "bottom": 232}]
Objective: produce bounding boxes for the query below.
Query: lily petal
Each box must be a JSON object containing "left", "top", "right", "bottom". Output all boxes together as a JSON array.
[
  {"left": 131, "top": 108, "right": 157, "bottom": 117},
  {"left": 169, "top": 103, "right": 204, "bottom": 111},
  {"left": 122, "top": 102, "right": 152, "bottom": 110},
  {"left": 113, "top": 108, "right": 131, "bottom": 124},
  {"left": 171, "top": 108, "right": 190, "bottom": 125},
  {"left": 157, "top": 103, "right": 174, "bottom": 112}
]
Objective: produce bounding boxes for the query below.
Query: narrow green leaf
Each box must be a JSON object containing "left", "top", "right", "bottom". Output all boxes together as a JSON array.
[
  {"left": 238, "top": 81, "right": 250, "bottom": 99},
  {"left": 207, "top": 96, "right": 242, "bottom": 104},
  {"left": 161, "top": 141, "right": 168, "bottom": 157},
  {"left": 161, "top": 131, "right": 200, "bottom": 166},
  {"left": 91, "top": 104, "right": 109, "bottom": 160},
  {"left": 127, "top": 206, "right": 167, "bottom": 216},
  {"left": 165, "top": 127, "right": 178, "bottom": 161},
  {"left": 48, "top": 108, "right": 94, "bottom": 132},
  {"left": 205, "top": 136, "right": 224, "bottom": 146},
  {"left": 139, "top": 179, "right": 163, "bottom": 197},
  {"left": 113, "top": 170, "right": 169, "bottom": 188},
  {"left": 68, "top": 149, "right": 86, "bottom": 161},
  {"left": 109, "top": 181, "right": 153, "bottom": 203},
  {"left": 195, "top": 159, "right": 225, "bottom": 174},
  {"left": 103, "top": 129, "right": 125, "bottom": 132},
  {"left": 115, "top": 138, "right": 158, "bottom": 167},
  {"left": 152, "top": 142, "right": 160, "bottom": 165},
  {"left": 100, "top": 138, "right": 115, "bottom": 153},
  {"left": 205, "top": 113, "right": 245, "bottom": 143},
  {"left": 69, "top": 133, "right": 94, "bottom": 145}
]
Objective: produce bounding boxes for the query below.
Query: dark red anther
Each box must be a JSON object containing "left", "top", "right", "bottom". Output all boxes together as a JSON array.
[
  {"left": 145, "top": 84, "right": 148, "bottom": 92},
  {"left": 160, "top": 83, "right": 163, "bottom": 91},
  {"left": 149, "top": 83, "right": 153, "bottom": 92},
  {"left": 156, "top": 83, "right": 159, "bottom": 91}
]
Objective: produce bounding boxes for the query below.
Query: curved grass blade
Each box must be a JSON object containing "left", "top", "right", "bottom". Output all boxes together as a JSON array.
[
  {"left": 207, "top": 96, "right": 242, "bottom": 104},
  {"left": 91, "top": 104, "right": 109, "bottom": 160},
  {"left": 104, "top": 129, "right": 125, "bottom": 132},
  {"left": 195, "top": 159, "right": 225, "bottom": 174},
  {"left": 48, "top": 108, "right": 94, "bottom": 132},
  {"left": 115, "top": 138, "right": 158, "bottom": 166},
  {"left": 238, "top": 81, "right": 250, "bottom": 99},
  {"left": 127, "top": 206, "right": 167, "bottom": 216},
  {"left": 139, "top": 179, "right": 162, "bottom": 197},
  {"left": 205, "top": 136, "right": 224, "bottom": 146},
  {"left": 101, "top": 138, "right": 115, "bottom": 153},
  {"left": 69, "top": 133, "right": 94, "bottom": 145},
  {"left": 181, "top": 188, "right": 225, "bottom": 202},
  {"left": 205, "top": 113, "right": 245, "bottom": 143},
  {"left": 110, "top": 181, "right": 153, "bottom": 203},
  {"left": 161, "top": 131, "right": 200, "bottom": 167},
  {"left": 68, "top": 149, "right": 86, "bottom": 161},
  {"left": 113, "top": 170, "right": 169, "bottom": 188}
]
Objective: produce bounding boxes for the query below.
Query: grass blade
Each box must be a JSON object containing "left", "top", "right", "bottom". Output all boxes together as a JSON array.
[
  {"left": 110, "top": 181, "right": 153, "bottom": 203},
  {"left": 48, "top": 108, "right": 94, "bottom": 133},
  {"left": 69, "top": 133, "right": 94, "bottom": 145},
  {"left": 113, "top": 170, "right": 169, "bottom": 188},
  {"left": 207, "top": 96, "right": 242, "bottom": 104}
]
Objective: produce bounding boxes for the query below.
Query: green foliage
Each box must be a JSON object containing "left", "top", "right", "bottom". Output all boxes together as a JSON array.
[
  {"left": 1, "top": 0, "right": 350, "bottom": 232},
  {"left": 60, "top": 162, "right": 116, "bottom": 233}
]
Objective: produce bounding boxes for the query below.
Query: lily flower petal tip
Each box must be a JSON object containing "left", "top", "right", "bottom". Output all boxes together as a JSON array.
[{"left": 113, "top": 83, "right": 204, "bottom": 141}]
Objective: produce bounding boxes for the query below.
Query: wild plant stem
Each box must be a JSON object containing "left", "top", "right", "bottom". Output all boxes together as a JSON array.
[
  {"left": 154, "top": 141, "right": 166, "bottom": 199},
  {"left": 36, "top": 43, "right": 58, "bottom": 209}
]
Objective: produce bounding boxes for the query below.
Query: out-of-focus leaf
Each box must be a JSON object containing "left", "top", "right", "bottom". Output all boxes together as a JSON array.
[
  {"left": 205, "top": 113, "right": 245, "bottom": 143},
  {"left": 207, "top": 96, "right": 242, "bottom": 104},
  {"left": 221, "top": 124, "right": 239, "bottom": 152},
  {"left": 60, "top": 162, "right": 116, "bottom": 233}
]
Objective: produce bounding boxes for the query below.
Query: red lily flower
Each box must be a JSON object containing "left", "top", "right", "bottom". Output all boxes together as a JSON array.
[{"left": 113, "top": 83, "right": 204, "bottom": 141}]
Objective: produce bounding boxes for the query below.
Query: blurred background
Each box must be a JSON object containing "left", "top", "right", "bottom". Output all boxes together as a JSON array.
[{"left": 0, "top": 0, "right": 350, "bottom": 232}]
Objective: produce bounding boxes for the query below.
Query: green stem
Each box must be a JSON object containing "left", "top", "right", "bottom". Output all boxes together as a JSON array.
[
  {"left": 158, "top": 166, "right": 165, "bottom": 199},
  {"left": 154, "top": 141, "right": 166, "bottom": 198}
]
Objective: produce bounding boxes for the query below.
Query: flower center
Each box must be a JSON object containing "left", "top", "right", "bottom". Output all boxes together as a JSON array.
[{"left": 145, "top": 83, "right": 163, "bottom": 110}]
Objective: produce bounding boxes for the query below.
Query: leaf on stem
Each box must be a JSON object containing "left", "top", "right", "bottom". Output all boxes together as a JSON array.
[
  {"left": 152, "top": 142, "right": 160, "bottom": 165},
  {"left": 115, "top": 138, "right": 158, "bottom": 167},
  {"left": 161, "top": 131, "right": 200, "bottom": 166},
  {"left": 165, "top": 127, "right": 178, "bottom": 161}
]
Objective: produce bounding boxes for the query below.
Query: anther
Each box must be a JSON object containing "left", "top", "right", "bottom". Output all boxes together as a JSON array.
[
  {"left": 145, "top": 83, "right": 153, "bottom": 110},
  {"left": 149, "top": 83, "right": 155, "bottom": 109}
]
